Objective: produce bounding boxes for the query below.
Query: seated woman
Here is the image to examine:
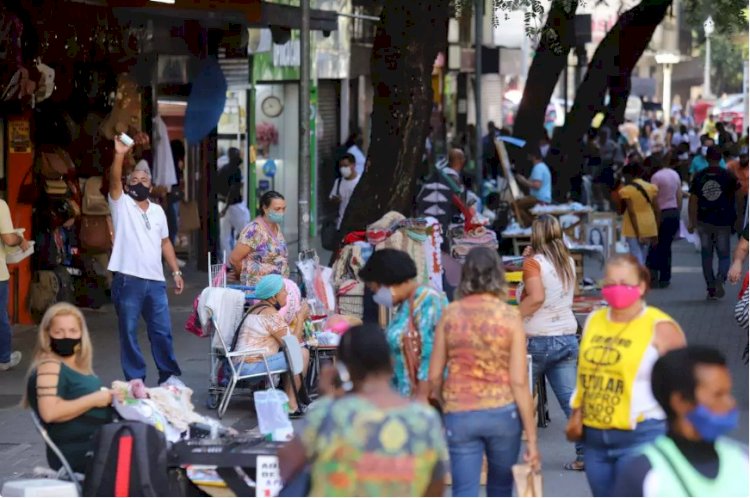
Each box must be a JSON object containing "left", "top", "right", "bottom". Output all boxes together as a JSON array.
[
  {"left": 22, "top": 303, "right": 114, "bottom": 473},
  {"left": 235, "top": 274, "right": 310, "bottom": 415}
]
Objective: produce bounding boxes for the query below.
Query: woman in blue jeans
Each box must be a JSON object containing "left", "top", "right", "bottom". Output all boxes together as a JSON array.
[
  {"left": 429, "top": 247, "right": 540, "bottom": 496},
  {"left": 518, "top": 215, "right": 583, "bottom": 470},
  {"left": 566, "top": 255, "right": 686, "bottom": 496}
]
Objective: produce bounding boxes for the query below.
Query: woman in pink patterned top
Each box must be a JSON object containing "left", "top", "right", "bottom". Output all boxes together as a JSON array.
[{"left": 230, "top": 191, "right": 290, "bottom": 286}]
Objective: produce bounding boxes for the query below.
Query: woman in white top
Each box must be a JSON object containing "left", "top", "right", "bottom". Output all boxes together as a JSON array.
[{"left": 518, "top": 215, "right": 583, "bottom": 470}]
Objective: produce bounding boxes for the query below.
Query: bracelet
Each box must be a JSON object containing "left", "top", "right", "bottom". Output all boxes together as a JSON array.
[{"left": 172, "top": 271, "right": 183, "bottom": 277}]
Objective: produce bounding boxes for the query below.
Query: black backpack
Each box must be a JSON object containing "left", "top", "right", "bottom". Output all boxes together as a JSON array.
[{"left": 83, "top": 421, "right": 170, "bottom": 497}]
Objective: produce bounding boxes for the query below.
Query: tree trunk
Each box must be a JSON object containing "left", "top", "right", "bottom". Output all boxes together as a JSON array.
[
  {"left": 602, "top": 72, "right": 632, "bottom": 132},
  {"left": 548, "top": 0, "right": 672, "bottom": 196},
  {"left": 511, "top": 0, "right": 578, "bottom": 173},
  {"left": 339, "top": 0, "right": 450, "bottom": 235}
]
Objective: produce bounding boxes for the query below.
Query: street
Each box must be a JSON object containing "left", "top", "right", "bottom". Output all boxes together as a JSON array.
[{"left": 0, "top": 239, "right": 747, "bottom": 496}]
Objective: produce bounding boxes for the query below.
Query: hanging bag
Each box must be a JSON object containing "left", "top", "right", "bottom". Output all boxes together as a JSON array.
[
  {"left": 82, "top": 176, "right": 110, "bottom": 216},
  {"left": 178, "top": 199, "right": 200, "bottom": 232},
  {"left": 402, "top": 292, "right": 423, "bottom": 396},
  {"left": 37, "top": 147, "right": 73, "bottom": 179}
]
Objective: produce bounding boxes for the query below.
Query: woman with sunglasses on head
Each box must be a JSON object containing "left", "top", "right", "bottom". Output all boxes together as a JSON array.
[
  {"left": 566, "top": 254, "right": 686, "bottom": 497},
  {"left": 278, "top": 324, "right": 447, "bottom": 497}
]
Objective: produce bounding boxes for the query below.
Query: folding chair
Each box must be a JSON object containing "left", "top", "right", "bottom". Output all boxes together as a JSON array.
[
  {"left": 30, "top": 410, "right": 83, "bottom": 496},
  {"left": 209, "top": 309, "right": 302, "bottom": 418}
]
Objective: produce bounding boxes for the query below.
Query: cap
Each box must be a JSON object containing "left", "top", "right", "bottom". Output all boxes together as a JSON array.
[{"left": 254, "top": 274, "right": 284, "bottom": 300}]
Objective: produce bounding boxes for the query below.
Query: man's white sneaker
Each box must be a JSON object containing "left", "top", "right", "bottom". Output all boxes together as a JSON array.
[
  {"left": 0, "top": 351, "right": 22, "bottom": 371},
  {"left": 160, "top": 375, "right": 187, "bottom": 390}
]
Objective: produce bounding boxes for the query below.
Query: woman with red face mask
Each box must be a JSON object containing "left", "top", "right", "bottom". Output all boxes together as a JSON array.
[{"left": 565, "top": 254, "right": 686, "bottom": 497}]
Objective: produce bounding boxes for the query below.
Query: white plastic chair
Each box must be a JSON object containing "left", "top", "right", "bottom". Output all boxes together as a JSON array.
[
  {"left": 209, "top": 309, "right": 299, "bottom": 418},
  {"left": 30, "top": 410, "right": 83, "bottom": 496}
]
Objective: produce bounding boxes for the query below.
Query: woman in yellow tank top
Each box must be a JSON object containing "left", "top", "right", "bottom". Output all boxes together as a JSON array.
[{"left": 566, "top": 255, "right": 686, "bottom": 497}]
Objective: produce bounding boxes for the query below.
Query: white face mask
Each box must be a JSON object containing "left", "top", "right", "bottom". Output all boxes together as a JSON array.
[
  {"left": 701, "top": 146, "right": 708, "bottom": 156},
  {"left": 340, "top": 166, "right": 352, "bottom": 178}
]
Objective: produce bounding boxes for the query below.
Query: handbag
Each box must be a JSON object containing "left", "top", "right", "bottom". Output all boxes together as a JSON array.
[
  {"left": 82, "top": 176, "right": 110, "bottom": 216},
  {"left": 44, "top": 178, "right": 69, "bottom": 196},
  {"left": 79, "top": 215, "right": 113, "bottom": 253},
  {"left": 179, "top": 200, "right": 200, "bottom": 232},
  {"left": 37, "top": 147, "right": 74, "bottom": 179},
  {"left": 17, "top": 167, "right": 38, "bottom": 205},
  {"left": 512, "top": 464, "right": 543, "bottom": 497},
  {"left": 402, "top": 293, "right": 423, "bottom": 395}
]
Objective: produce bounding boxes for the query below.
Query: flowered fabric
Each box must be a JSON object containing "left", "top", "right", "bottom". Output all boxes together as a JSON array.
[
  {"left": 238, "top": 219, "right": 289, "bottom": 285},
  {"left": 300, "top": 396, "right": 447, "bottom": 497},
  {"left": 438, "top": 295, "right": 518, "bottom": 413},
  {"left": 386, "top": 286, "right": 448, "bottom": 397}
]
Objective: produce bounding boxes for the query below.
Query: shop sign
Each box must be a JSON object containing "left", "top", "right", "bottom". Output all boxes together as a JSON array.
[
  {"left": 255, "top": 455, "right": 282, "bottom": 497},
  {"left": 8, "top": 121, "right": 31, "bottom": 154}
]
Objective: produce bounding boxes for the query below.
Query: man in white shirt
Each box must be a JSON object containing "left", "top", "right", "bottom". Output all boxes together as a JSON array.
[
  {"left": 329, "top": 153, "right": 361, "bottom": 230},
  {"left": 108, "top": 134, "right": 185, "bottom": 387}
]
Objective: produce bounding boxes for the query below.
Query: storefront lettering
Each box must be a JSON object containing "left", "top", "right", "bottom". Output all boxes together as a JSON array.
[{"left": 273, "top": 40, "right": 301, "bottom": 67}]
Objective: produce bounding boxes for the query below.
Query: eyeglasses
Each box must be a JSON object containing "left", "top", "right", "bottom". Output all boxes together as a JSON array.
[{"left": 142, "top": 212, "right": 151, "bottom": 230}]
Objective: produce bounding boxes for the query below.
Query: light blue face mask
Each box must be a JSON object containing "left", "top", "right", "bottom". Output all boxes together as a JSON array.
[
  {"left": 267, "top": 211, "right": 284, "bottom": 225},
  {"left": 372, "top": 286, "right": 394, "bottom": 308}
]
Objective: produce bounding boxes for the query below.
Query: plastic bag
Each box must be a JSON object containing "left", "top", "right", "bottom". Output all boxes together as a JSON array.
[{"left": 254, "top": 389, "right": 293, "bottom": 440}]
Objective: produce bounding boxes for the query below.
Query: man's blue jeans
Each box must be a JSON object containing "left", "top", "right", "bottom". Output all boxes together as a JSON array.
[
  {"left": 527, "top": 335, "right": 583, "bottom": 458},
  {"left": 0, "top": 281, "right": 10, "bottom": 363},
  {"left": 583, "top": 419, "right": 666, "bottom": 497},
  {"left": 111, "top": 273, "right": 181, "bottom": 384},
  {"left": 697, "top": 223, "right": 732, "bottom": 291},
  {"left": 444, "top": 404, "right": 521, "bottom": 497}
]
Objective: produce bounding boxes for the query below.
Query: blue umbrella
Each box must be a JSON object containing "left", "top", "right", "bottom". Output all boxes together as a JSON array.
[
  {"left": 185, "top": 57, "right": 227, "bottom": 144},
  {"left": 497, "top": 135, "right": 526, "bottom": 148}
]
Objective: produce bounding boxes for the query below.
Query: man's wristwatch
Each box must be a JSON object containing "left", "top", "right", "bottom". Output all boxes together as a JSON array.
[{"left": 172, "top": 271, "right": 183, "bottom": 277}]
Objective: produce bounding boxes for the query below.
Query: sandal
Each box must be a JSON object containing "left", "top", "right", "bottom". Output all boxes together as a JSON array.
[
  {"left": 288, "top": 407, "right": 306, "bottom": 419},
  {"left": 564, "top": 460, "right": 585, "bottom": 472}
]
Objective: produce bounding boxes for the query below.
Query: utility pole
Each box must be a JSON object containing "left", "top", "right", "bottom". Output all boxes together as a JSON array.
[
  {"left": 474, "top": 0, "right": 483, "bottom": 191},
  {"left": 703, "top": 16, "right": 714, "bottom": 98},
  {"left": 299, "top": 0, "right": 311, "bottom": 252}
]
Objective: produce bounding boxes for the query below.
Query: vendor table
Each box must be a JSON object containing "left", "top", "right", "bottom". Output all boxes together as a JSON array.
[{"left": 305, "top": 345, "right": 338, "bottom": 396}]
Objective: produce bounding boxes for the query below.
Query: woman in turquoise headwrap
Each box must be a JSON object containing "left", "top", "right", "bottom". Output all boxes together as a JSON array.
[{"left": 235, "top": 274, "right": 310, "bottom": 415}]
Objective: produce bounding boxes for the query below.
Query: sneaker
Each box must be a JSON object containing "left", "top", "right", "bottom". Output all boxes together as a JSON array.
[
  {"left": 160, "top": 375, "right": 187, "bottom": 390},
  {"left": 0, "top": 351, "right": 22, "bottom": 371},
  {"left": 707, "top": 289, "right": 718, "bottom": 301},
  {"left": 715, "top": 278, "right": 726, "bottom": 299}
]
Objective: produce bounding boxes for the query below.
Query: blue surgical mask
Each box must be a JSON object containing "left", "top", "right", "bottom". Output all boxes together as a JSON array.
[
  {"left": 372, "top": 286, "right": 394, "bottom": 308},
  {"left": 267, "top": 212, "right": 284, "bottom": 225},
  {"left": 686, "top": 405, "right": 739, "bottom": 442}
]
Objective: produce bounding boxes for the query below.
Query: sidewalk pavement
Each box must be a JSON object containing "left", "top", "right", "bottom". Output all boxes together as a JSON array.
[{"left": 0, "top": 239, "right": 747, "bottom": 496}]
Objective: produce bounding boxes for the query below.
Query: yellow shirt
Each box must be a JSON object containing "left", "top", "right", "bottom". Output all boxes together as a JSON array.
[
  {"left": 572, "top": 306, "right": 677, "bottom": 430},
  {"left": 0, "top": 200, "right": 15, "bottom": 282},
  {"left": 619, "top": 179, "right": 658, "bottom": 238}
]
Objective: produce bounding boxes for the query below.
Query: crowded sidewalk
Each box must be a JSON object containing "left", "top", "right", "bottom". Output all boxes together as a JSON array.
[{"left": 0, "top": 238, "right": 746, "bottom": 495}]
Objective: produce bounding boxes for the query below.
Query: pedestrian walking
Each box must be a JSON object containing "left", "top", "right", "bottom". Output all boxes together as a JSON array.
[
  {"left": 617, "top": 163, "right": 660, "bottom": 266},
  {"left": 108, "top": 134, "right": 185, "bottom": 387},
  {"left": 613, "top": 346, "right": 748, "bottom": 497},
  {"left": 0, "top": 198, "right": 31, "bottom": 370},
  {"left": 429, "top": 247, "right": 540, "bottom": 497},
  {"left": 329, "top": 153, "right": 361, "bottom": 230},
  {"left": 566, "top": 254, "right": 686, "bottom": 497},
  {"left": 688, "top": 145, "right": 740, "bottom": 300},
  {"left": 279, "top": 324, "right": 447, "bottom": 497},
  {"left": 518, "top": 215, "right": 583, "bottom": 471},
  {"left": 358, "top": 249, "right": 448, "bottom": 400},
  {"left": 647, "top": 155, "right": 683, "bottom": 287}
]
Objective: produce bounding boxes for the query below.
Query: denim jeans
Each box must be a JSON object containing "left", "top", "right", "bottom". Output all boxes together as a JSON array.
[
  {"left": 626, "top": 237, "right": 650, "bottom": 266},
  {"left": 111, "top": 273, "right": 182, "bottom": 384},
  {"left": 646, "top": 208, "right": 680, "bottom": 284},
  {"left": 166, "top": 200, "right": 180, "bottom": 245},
  {"left": 583, "top": 418, "right": 666, "bottom": 497},
  {"left": 527, "top": 335, "right": 583, "bottom": 458},
  {"left": 444, "top": 404, "right": 521, "bottom": 497},
  {"left": 0, "top": 281, "right": 10, "bottom": 363},
  {"left": 235, "top": 352, "right": 288, "bottom": 376},
  {"left": 697, "top": 223, "right": 732, "bottom": 290}
]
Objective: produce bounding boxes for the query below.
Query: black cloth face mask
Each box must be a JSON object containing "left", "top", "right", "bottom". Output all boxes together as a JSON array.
[
  {"left": 128, "top": 183, "right": 150, "bottom": 202},
  {"left": 50, "top": 337, "right": 81, "bottom": 358}
]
